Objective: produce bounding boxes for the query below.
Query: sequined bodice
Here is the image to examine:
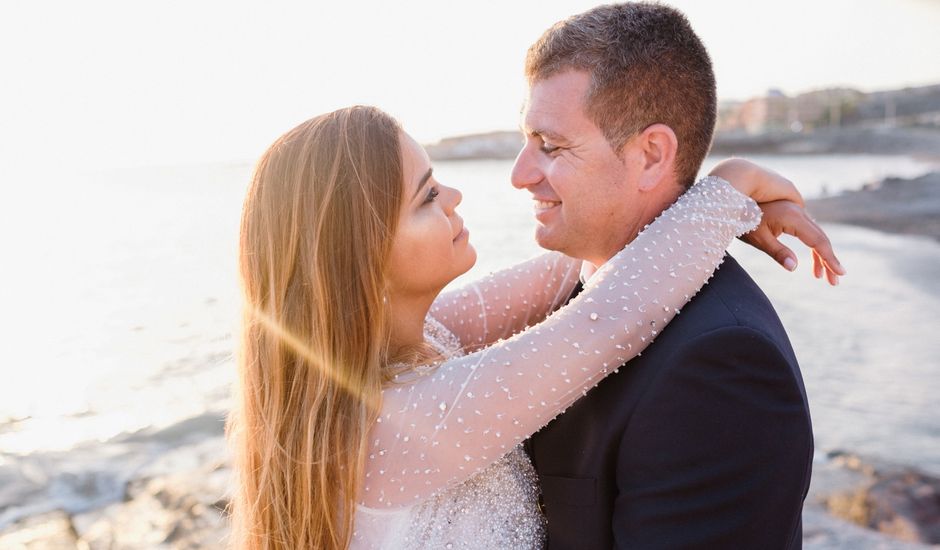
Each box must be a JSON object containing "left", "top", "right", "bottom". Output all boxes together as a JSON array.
[
  {"left": 350, "top": 177, "right": 762, "bottom": 549},
  {"left": 353, "top": 320, "right": 546, "bottom": 549}
]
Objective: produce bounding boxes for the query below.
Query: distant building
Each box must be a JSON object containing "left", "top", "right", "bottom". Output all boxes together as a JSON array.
[
  {"left": 715, "top": 85, "right": 940, "bottom": 134},
  {"left": 720, "top": 91, "right": 792, "bottom": 134}
]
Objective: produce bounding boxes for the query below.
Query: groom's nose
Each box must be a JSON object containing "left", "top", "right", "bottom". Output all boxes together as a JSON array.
[{"left": 511, "top": 142, "right": 543, "bottom": 190}]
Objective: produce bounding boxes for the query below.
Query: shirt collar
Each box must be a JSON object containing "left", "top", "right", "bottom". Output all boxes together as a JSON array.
[{"left": 579, "top": 261, "right": 598, "bottom": 284}]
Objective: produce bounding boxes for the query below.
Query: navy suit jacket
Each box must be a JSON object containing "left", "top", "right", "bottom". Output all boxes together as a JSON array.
[{"left": 525, "top": 255, "right": 812, "bottom": 549}]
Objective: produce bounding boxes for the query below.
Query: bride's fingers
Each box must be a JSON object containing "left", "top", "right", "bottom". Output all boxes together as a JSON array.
[
  {"left": 782, "top": 211, "right": 846, "bottom": 278},
  {"left": 742, "top": 225, "right": 798, "bottom": 271},
  {"left": 813, "top": 251, "right": 839, "bottom": 286},
  {"left": 826, "top": 259, "right": 841, "bottom": 286},
  {"left": 816, "top": 250, "right": 840, "bottom": 286},
  {"left": 747, "top": 200, "right": 846, "bottom": 284}
]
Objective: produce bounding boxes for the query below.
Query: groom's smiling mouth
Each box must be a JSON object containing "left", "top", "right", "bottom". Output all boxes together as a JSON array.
[{"left": 533, "top": 198, "right": 561, "bottom": 221}]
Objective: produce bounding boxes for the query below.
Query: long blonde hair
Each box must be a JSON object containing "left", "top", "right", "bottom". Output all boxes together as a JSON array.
[{"left": 227, "top": 106, "right": 404, "bottom": 549}]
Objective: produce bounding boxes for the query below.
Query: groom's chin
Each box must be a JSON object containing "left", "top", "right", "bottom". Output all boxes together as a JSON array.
[{"left": 534, "top": 225, "right": 564, "bottom": 253}]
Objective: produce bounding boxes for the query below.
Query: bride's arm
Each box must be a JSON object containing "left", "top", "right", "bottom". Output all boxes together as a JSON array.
[
  {"left": 430, "top": 160, "right": 846, "bottom": 356},
  {"left": 362, "top": 176, "right": 761, "bottom": 508},
  {"left": 429, "top": 252, "right": 581, "bottom": 353}
]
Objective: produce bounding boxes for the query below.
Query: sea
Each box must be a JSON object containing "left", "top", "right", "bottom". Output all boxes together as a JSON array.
[{"left": 1, "top": 154, "right": 938, "bottom": 528}]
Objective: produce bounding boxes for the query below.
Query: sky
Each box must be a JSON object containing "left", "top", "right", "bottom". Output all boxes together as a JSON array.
[{"left": 1, "top": 0, "right": 939, "bottom": 172}]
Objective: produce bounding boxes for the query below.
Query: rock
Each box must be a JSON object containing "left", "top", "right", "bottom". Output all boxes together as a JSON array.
[
  {"left": 72, "top": 438, "right": 233, "bottom": 549},
  {"left": 73, "top": 470, "right": 231, "bottom": 549},
  {"left": 131, "top": 436, "right": 229, "bottom": 486},
  {"left": 803, "top": 503, "right": 936, "bottom": 549},
  {"left": 815, "top": 451, "right": 940, "bottom": 545},
  {"left": 808, "top": 171, "right": 940, "bottom": 242},
  {"left": 76, "top": 506, "right": 227, "bottom": 549},
  {"left": 425, "top": 131, "right": 522, "bottom": 160},
  {"left": 73, "top": 495, "right": 179, "bottom": 549},
  {"left": 0, "top": 510, "right": 78, "bottom": 549},
  {"left": 866, "top": 470, "right": 940, "bottom": 544}
]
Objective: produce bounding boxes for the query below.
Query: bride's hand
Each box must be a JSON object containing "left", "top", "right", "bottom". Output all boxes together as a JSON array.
[
  {"left": 747, "top": 200, "right": 845, "bottom": 286},
  {"left": 709, "top": 158, "right": 846, "bottom": 286},
  {"left": 710, "top": 158, "right": 803, "bottom": 206}
]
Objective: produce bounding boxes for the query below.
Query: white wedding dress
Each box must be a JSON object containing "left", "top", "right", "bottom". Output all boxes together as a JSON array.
[{"left": 351, "top": 177, "right": 762, "bottom": 549}]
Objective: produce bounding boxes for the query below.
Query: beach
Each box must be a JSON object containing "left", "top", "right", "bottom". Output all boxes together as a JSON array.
[{"left": 2, "top": 160, "right": 939, "bottom": 548}]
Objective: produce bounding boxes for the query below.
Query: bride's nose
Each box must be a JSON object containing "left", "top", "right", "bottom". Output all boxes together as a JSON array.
[{"left": 443, "top": 184, "right": 462, "bottom": 212}]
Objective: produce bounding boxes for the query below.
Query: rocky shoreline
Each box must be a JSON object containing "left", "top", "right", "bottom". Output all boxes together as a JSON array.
[
  {"left": 0, "top": 437, "right": 233, "bottom": 549},
  {"left": 805, "top": 451, "right": 940, "bottom": 548},
  {"left": 807, "top": 171, "right": 940, "bottom": 242},
  {"left": 711, "top": 127, "right": 940, "bottom": 158},
  {"left": 3, "top": 436, "right": 939, "bottom": 549}
]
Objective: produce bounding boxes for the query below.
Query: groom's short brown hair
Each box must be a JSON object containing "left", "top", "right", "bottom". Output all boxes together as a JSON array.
[{"left": 525, "top": 2, "right": 716, "bottom": 189}]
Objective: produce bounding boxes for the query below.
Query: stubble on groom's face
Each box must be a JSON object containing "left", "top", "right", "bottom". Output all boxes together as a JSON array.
[{"left": 511, "top": 70, "right": 650, "bottom": 267}]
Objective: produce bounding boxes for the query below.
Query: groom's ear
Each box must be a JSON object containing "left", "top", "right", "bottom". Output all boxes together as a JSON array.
[{"left": 635, "top": 123, "right": 678, "bottom": 192}]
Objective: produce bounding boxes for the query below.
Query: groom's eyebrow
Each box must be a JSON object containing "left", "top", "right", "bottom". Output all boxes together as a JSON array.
[
  {"left": 521, "top": 124, "right": 571, "bottom": 145},
  {"left": 411, "top": 168, "right": 434, "bottom": 200}
]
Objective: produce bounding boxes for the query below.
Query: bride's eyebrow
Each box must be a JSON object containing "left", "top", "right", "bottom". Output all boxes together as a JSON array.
[{"left": 411, "top": 168, "right": 434, "bottom": 201}]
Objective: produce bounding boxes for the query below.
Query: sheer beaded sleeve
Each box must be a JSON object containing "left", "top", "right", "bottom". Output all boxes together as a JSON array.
[
  {"left": 361, "top": 176, "right": 762, "bottom": 509},
  {"left": 429, "top": 252, "right": 581, "bottom": 352}
]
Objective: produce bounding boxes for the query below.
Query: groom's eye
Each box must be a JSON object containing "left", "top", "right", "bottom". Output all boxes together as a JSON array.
[{"left": 539, "top": 141, "right": 561, "bottom": 155}]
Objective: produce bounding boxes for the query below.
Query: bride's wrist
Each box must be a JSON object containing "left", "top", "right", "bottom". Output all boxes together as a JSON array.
[{"left": 708, "top": 158, "right": 757, "bottom": 198}]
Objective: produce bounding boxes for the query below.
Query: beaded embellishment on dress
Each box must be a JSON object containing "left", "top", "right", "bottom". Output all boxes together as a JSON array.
[{"left": 351, "top": 176, "right": 762, "bottom": 549}]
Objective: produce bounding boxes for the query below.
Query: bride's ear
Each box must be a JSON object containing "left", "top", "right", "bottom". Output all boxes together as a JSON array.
[{"left": 635, "top": 123, "right": 678, "bottom": 192}]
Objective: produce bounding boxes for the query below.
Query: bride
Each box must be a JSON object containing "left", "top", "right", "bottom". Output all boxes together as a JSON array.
[{"left": 226, "top": 106, "right": 843, "bottom": 549}]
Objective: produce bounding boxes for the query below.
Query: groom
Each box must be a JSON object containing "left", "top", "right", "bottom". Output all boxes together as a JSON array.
[{"left": 515, "top": 4, "right": 812, "bottom": 548}]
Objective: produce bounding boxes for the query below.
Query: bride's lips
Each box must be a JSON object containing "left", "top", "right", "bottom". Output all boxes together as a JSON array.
[{"left": 452, "top": 217, "right": 469, "bottom": 242}]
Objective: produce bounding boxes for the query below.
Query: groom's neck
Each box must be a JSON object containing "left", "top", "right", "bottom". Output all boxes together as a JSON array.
[
  {"left": 579, "top": 189, "right": 683, "bottom": 280},
  {"left": 579, "top": 234, "right": 635, "bottom": 282}
]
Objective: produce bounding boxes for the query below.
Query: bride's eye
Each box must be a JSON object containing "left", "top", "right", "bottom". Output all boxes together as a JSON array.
[{"left": 423, "top": 186, "right": 440, "bottom": 204}]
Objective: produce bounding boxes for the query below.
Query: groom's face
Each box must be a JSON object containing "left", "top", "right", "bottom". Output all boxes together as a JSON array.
[{"left": 511, "top": 70, "right": 641, "bottom": 265}]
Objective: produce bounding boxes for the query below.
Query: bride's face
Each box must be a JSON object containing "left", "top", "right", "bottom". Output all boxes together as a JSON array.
[{"left": 386, "top": 132, "right": 477, "bottom": 300}]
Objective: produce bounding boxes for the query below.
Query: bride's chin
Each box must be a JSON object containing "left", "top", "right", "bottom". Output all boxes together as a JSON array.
[
  {"left": 465, "top": 244, "right": 478, "bottom": 267},
  {"left": 457, "top": 246, "right": 477, "bottom": 277}
]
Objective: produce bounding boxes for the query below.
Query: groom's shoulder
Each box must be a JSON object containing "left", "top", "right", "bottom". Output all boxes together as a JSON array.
[{"left": 668, "top": 254, "right": 793, "bottom": 352}]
